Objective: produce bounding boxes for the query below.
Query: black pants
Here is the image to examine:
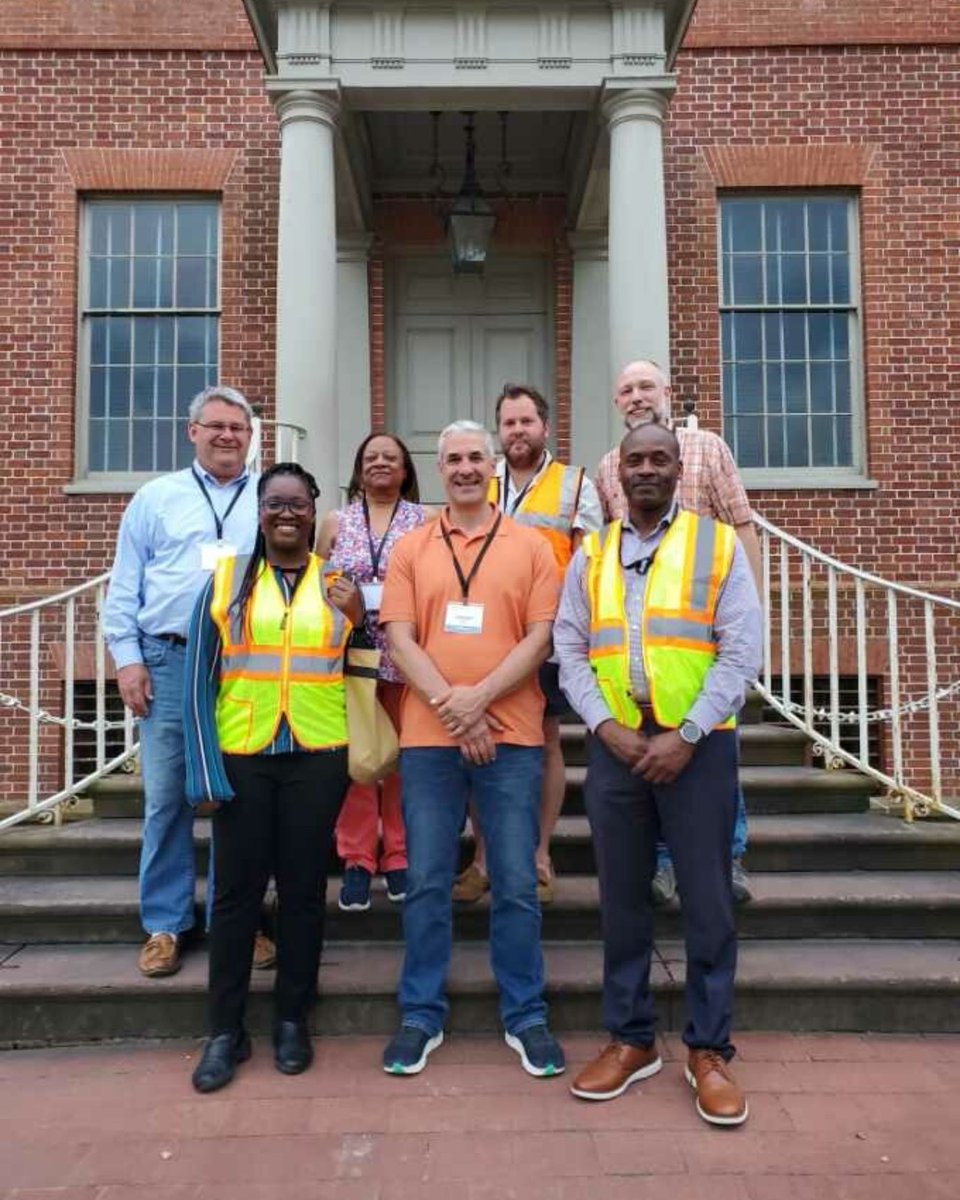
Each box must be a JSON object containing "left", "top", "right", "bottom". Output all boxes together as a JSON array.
[
  {"left": 584, "top": 726, "right": 739, "bottom": 1058},
  {"left": 208, "top": 750, "right": 349, "bottom": 1035}
]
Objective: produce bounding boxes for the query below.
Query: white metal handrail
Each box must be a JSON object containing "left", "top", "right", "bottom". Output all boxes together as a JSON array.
[
  {"left": 0, "top": 573, "right": 138, "bottom": 832},
  {"left": 754, "top": 512, "right": 960, "bottom": 821},
  {"left": 247, "top": 417, "right": 306, "bottom": 473}
]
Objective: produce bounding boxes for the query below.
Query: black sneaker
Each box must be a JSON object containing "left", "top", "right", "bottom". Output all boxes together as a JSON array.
[
  {"left": 505, "top": 1024, "right": 566, "bottom": 1078},
  {"left": 383, "top": 1026, "right": 443, "bottom": 1075},
  {"left": 385, "top": 869, "right": 407, "bottom": 903},
  {"left": 339, "top": 866, "right": 372, "bottom": 912}
]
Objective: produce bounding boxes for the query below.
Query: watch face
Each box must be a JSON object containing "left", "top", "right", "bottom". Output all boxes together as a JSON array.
[{"left": 681, "top": 721, "right": 701, "bottom": 744}]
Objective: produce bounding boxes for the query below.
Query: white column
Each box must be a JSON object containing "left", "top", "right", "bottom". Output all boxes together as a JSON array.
[
  {"left": 568, "top": 231, "right": 612, "bottom": 475},
  {"left": 335, "top": 235, "right": 373, "bottom": 502},
  {"left": 273, "top": 88, "right": 340, "bottom": 494},
  {"left": 603, "top": 87, "right": 672, "bottom": 382}
]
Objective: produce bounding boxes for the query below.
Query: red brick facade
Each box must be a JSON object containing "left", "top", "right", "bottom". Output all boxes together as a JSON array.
[{"left": 1, "top": 0, "right": 958, "bottom": 804}]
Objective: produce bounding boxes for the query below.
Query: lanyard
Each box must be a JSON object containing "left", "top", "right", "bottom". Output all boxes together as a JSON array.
[
  {"left": 192, "top": 468, "right": 247, "bottom": 543},
  {"left": 501, "top": 453, "right": 545, "bottom": 515},
  {"left": 624, "top": 553, "right": 656, "bottom": 577},
  {"left": 362, "top": 496, "right": 400, "bottom": 581},
  {"left": 440, "top": 512, "right": 502, "bottom": 601}
]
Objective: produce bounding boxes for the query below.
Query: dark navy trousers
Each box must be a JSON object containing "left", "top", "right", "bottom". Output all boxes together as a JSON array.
[{"left": 583, "top": 726, "right": 739, "bottom": 1058}]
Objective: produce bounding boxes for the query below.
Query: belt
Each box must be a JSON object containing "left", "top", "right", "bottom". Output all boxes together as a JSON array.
[{"left": 154, "top": 632, "right": 187, "bottom": 648}]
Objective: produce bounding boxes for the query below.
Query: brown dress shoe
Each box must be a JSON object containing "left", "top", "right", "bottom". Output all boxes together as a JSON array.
[
  {"left": 570, "top": 1040, "right": 662, "bottom": 1101},
  {"left": 138, "top": 933, "right": 181, "bottom": 978},
  {"left": 452, "top": 862, "right": 490, "bottom": 904},
  {"left": 685, "top": 1048, "right": 749, "bottom": 1126},
  {"left": 252, "top": 931, "right": 277, "bottom": 970}
]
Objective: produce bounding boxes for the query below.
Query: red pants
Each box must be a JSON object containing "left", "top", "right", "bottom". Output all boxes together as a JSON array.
[{"left": 335, "top": 681, "right": 407, "bottom": 874}]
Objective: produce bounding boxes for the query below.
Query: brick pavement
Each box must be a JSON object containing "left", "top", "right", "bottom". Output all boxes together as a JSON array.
[{"left": 1, "top": 1032, "right": 959, "bottom": 1198}]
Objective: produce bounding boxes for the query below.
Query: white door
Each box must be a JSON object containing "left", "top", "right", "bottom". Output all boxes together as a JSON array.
[{"left": 390, "top": 257, "right": 550, "bottom": 501}]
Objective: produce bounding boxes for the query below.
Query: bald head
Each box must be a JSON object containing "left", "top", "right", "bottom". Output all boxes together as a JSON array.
[{"left": 614, "top": 359, "right": 672, "bottom": 428}]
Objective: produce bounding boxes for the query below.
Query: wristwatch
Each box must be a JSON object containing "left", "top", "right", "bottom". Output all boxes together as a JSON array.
[{"left": 678, "top": 719, "right": 704, "bottom": 747}]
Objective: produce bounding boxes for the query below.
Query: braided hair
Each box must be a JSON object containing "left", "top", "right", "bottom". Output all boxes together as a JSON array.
[{"left": 229, "top": 461, "right": 321, "bottom": 622}]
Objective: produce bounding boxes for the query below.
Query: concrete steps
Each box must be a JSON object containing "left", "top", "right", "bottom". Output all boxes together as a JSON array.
[
  {"left": 2, "top": 711, "right": 960, "bottom": 1044},
  {"left": 2, "top": 939, "right": 958, "bottom": 1048},
  {"left": 4, "top": 869, "right": 960, "bottom": 944}
]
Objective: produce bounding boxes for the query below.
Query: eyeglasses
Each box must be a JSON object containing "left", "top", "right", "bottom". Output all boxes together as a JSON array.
[
  {"left": 192, "top": 420, "right": 251, "bottom": 436},
  {"left": 259, "top": 498, "right": 314, "bottom": 515}
]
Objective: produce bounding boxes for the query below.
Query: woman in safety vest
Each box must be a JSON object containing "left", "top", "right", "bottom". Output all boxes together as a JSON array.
[{"left": 183, "top": 461, "right": 362, "bottom": 1094}]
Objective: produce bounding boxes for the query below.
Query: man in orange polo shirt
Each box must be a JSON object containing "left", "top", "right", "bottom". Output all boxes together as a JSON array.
[{"left": 379, "top": 419, "right": 565, "bottom": 1079}]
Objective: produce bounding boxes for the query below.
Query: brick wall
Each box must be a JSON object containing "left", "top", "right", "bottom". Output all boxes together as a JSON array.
[
  {"left": 0, "top": 0, "right": 255, "bottom": 50},
  {"left": 686, "top": 0, "right": 960, "bottom": 48},
  {"left": 0, "top": 44, "right": 278, "bottom": 802}
]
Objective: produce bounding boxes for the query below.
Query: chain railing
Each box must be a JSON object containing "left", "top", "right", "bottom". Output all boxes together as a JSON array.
[
  {"left": 0, "top": 575, "right": 139, "bottom": 832},
  {"left": 754, "top": 513, "right": 960, "bottom": 821}
]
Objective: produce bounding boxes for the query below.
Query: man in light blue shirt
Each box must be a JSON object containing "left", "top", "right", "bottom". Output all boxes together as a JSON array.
[{"left": 103, "top": 386, "right": 259, "bottom": 977}]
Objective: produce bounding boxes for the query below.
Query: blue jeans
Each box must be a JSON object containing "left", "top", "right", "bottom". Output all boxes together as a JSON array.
[
  {"left": 399, "top": 745, "right": 547, "bottom": 1036},
  {"left": 138, "top": 634, "right": 196, "bottom": 936}
]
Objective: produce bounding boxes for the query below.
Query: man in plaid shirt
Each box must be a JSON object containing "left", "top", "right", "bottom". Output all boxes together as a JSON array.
[{"left": 594, "top": 359, "right": 761, "bottom": 904}]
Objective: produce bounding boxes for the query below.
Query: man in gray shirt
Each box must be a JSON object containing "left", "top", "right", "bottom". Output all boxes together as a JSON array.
[{"left": 555, "top": 422, "right": 761, "bottom": 1125}]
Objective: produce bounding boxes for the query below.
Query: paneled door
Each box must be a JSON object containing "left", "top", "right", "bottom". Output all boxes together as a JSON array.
[{"left": 390, "top": 257, "right": 550, "bottom": 500}]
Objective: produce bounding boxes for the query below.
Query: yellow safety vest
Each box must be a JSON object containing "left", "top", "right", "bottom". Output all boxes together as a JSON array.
[
  {"left": 210, "top": 553, "right": 351, "bottom": 754},
  {"left": 488, "top": 459, "right": 585, "bottom": 573},
  {"left": 582, "top": 511, "right": 737, "bottom": 730}
]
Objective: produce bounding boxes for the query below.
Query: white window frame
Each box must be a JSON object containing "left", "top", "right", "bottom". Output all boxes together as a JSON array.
[
  {"left": 69, "top": 194, "right": 222, "bottom": 491},
  {"left": 717, "top": 191, "right": 874, "bottom": 490}
]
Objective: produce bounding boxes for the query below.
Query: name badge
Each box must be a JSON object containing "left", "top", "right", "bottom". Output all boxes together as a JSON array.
[
  {"left": 361, "top": 582, "right": 384, "bottom": 612},
  {"left": 199, "top": 541, "right": 237, "bottom": 571},
  {"left": 444, "top": 601, "right": 484, "bottom": 635}
]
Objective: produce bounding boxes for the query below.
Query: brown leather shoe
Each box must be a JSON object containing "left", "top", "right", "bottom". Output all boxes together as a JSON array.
[
  {"left": 570, "top": 1040, "right": 662, "bottom": 1101},
  {"left": 452, "top": 862, "right": 490, "bottom": 904},
  {"left": 138, "top": 933, "right": 181, "bottom": 978},
  {"left": 252, "top": 931, "right": 277, "bottom": 970},
  {"left": 685, "top": 1048, "right": 749, "bottom": 1126}
]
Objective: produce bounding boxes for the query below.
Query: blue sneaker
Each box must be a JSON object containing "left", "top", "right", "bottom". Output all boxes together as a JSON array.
[
  {"left": 385, "top": 869, "right": 407, "bottom": 903},
  {"left": 505, "top": 1025, "right": 566, "bottom": 1078},
  {"left": 338, "top": 866, "right": 372, "bottom": 912},
  {"left": 383, "top": 1026, "right": 444, "bottom": 1075}
]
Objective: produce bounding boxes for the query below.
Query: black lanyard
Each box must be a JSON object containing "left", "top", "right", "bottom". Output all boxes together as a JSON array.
[
  {"left": 440, "top": 512, "right": 502, "bottom": 602},
  {"left": 501, "top": 454, "right": 545, "bottom": 515},
  {"left": 192, "top": 468, "right": 247, "bottom": 543},
  {"left": 363, "top": 496, "right": 400, "bottom": 581}
]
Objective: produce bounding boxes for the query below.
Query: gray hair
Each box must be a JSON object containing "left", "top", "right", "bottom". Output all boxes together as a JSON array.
[
  {"left": 187, "top": 385, "right": 254, "bottom": 424},
  {"left": 437, "top": 419, "right": 496, "bottom": 462}
]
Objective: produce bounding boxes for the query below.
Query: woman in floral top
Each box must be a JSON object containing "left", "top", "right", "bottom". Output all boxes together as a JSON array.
[{"left": 317, "top": 433, "right": 430, "bottom": 912}]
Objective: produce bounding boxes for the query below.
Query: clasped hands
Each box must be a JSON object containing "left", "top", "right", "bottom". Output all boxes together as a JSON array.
[
  {"left": 596, "top": 719, "right": 695, "bottom": 784},
  {"left": 430, "top": 684, "right": 501, "bottom": 765}
]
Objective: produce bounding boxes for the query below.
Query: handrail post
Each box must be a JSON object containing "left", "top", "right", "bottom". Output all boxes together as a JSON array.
[
  {"left": 28, "top": 610, "right": 40, "bottom": 816},
  {"left": 64, "top": 597, "right": 76, "bottom": 804},
  {"left": 925, "top": 600, "right": 942, "bottom": 808},
  {"left": 855, "top": 578, "right": 868, "bottom": 766},
  {"left": 827, "top": 566, "right": 840, "bottom": 751}
]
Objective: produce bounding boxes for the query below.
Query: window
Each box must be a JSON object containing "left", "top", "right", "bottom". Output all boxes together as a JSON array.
[
  {"left": 719, "top": 194, "right": 861, "bottom": 475},
  {"left": 80, "top": 199, "right": 219, "bottom": 475}
]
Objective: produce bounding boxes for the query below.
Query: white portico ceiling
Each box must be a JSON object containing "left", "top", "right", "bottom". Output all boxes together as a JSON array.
[{"left": 362, "top": 110, "right": 580, "bottom": 194}]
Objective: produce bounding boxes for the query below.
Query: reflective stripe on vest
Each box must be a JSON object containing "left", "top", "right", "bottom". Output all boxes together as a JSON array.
[
  {"left": 209, "top": 553, "right": 351, "bottom": 753},
  {"left": 488, "top": 460, "right": 584, "bottom": 573},
  {"left": 582, "top": 512, "right": 737, "bottom": 730}
]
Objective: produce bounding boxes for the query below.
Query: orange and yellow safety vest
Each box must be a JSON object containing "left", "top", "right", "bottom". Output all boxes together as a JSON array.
[
  {"left": 209, "top": 553, "right": 351, "bottom": 754},
  {"left": 488, "top": 459, "right": 585, "bottom": 573},
  {"left": 582, "top": 511, "right": 737, "bottom": 730}
]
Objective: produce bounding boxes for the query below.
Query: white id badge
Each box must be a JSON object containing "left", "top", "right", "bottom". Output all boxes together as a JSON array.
[
  {"left": 444, "top": 601, "right": 484, "bottom": 635},
  {"left": 199, "top": 541, "right": 237, "bottom": 571},
  {"left": 361, "top": 582, "right": 384, "bottom": 612}
]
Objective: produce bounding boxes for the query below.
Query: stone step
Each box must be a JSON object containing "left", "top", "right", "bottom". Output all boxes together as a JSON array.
[
  {"left": 5, "top": 870, "right": 960, "bottom": 943},
  {"left": 83, "top": 761, "right": 876, "bottom": 820},
  {"left": 559, "top": 721, "right": 809, "bottom": 767},
  {"left": 6, "top": 809, "right": 955, "bottom": 880},
  {"left": 1, "top": 938, "right": 958, "bottom": 1047}
]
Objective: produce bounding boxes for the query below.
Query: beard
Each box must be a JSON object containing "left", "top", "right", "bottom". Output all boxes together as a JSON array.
[{"left": 505, "top": 438, "right": 544, "bottom": 470}]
